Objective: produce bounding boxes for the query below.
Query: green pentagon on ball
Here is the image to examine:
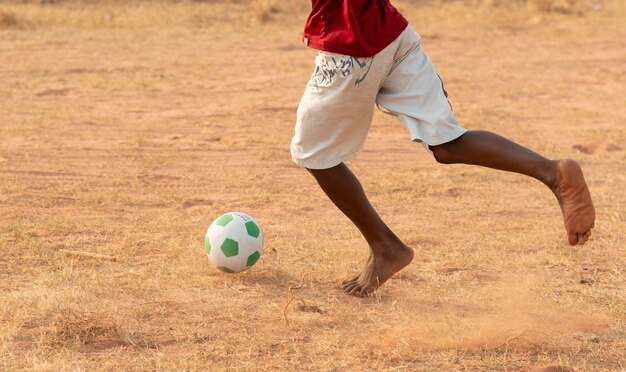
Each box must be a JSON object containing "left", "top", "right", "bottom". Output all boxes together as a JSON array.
[
  {"left": 246, "top": 251, "right": 260, "bottom": 266},
  {"left": 217, "top": 266, "right": 235, "bottom": 273},
  {"left": 204, "top": 237, "right": 211, "bottom": 255},
  {"left": 216, "top": 213, "right": 233, "bottom": 227},
  {"left": 245, "top": 221, "right": 260, "bottom": 238},
  {"left": 220, "top": 238, "right": 239, "bottom": 257}
]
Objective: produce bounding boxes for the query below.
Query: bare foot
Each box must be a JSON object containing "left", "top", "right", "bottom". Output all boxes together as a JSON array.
[
  {"left": 552, "top": 159, "right": 595, "bottom": 245},
  {"left": 341, "top": 244, "right": 414, "bottom": 297}
]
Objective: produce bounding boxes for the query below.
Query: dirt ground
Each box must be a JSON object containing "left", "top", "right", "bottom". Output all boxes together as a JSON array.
[{"left": 1, "top": 0, "right": 625, "bottom": 370}]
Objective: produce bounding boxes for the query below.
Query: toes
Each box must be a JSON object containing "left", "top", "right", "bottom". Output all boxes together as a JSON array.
[
  {"left": 343, "top": 282, "right": 359, "bottom": 293},
  {"left": 577, "top": 230, "right": 592, "bottom": 245},
  {"left": 359, "top": 286, "right": 372, "bottom": 297},
  {"left": 342, "top": 281, "right": 373, "bottom": 297},
  {"left": 342, "top": 280, "right": 357, "bottom": 290},
  {"left": 568, "top": 232, "right": 579, "bottom": 246},
  {"left": 348, "top": 285, "right": 363, "bottom": 296},
  {"left": 569, "top": 229, "right": 592, "bottom": 246}
]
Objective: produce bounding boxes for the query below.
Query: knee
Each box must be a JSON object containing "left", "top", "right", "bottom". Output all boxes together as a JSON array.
[{"left": 430, "top": 143, "right": 456, "bottom": 164}]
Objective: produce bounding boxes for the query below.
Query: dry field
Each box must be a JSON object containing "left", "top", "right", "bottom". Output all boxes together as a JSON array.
[{"left": 1, "top": 0, "right": 625, "bottom": 370}]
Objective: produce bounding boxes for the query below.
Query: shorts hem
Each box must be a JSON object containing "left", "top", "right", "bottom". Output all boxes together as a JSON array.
[
  {"left": 291, "top": 151, "right": 359, "bottom": 170},
  {"left": 413, "top": 127, "right": 468, "bottom": 146},
  {"left": 411, "top": 127, "right": 468, "bottom": 154}
]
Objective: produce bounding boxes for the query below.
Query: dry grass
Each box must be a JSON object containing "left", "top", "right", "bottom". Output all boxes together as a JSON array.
[
  {"left": 0, "top": 0, "right": 310, "bottom": 29},
  {"left": 253, "top": 0, "right": 279, "bottom": 23},
  {"left": 1, "top": 0, "right": 625, "bottom": 370},
  {"left": 0, "top": 0, "right": 620, "bottom": 30},
  {"left": 0, "top": 9, "right": 22, "bottom": 28}
]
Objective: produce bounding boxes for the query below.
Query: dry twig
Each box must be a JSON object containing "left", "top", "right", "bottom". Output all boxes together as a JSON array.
[
  {"left": 60, "top": 249, "right": 118, "bottom": 262},
  {"left": 283, "top": 274, "right": 308, "bottom": 323},
  {"left": 487, "top": 330, "right": 530, "bottom": 351}
]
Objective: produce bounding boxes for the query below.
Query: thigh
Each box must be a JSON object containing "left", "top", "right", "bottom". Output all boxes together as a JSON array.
[{"left": 376, "top": 36, "right": 466, "bottom": 147}]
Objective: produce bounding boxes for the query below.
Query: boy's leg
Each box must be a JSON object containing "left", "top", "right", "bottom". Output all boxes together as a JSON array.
[
  {"left": 430, "top": 130, "right": 595, "bottom": 245},
  {"left": 291, "top": 32, "right": 416, "bottom": 296},
  {"left": 373, "top": 29, "right": 594, "bottom": 246},
  {"left": 305, "top": 130, "right": 595, "bottom": 297},
  {"left": 307, "top": 163, "right": 413, "bottom": 296}
]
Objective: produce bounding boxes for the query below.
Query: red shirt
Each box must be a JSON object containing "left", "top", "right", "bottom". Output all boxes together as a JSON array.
[{"left": 303, "top": 0, "right": 408, "bottom": 58}]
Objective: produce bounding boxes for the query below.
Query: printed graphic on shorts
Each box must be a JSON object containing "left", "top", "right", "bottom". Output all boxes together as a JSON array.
[{"left": 308, "top": 55, "right": 374, "bottom": 91}]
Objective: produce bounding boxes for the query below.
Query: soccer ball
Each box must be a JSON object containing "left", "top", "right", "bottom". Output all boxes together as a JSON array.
[{"left": 205, "top": 212, "right": 263, "bottom": 273}]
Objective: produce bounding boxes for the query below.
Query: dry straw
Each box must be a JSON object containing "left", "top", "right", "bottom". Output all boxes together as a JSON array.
[{"left": 0, "top": 0, "right": 624, "bottom": 370}]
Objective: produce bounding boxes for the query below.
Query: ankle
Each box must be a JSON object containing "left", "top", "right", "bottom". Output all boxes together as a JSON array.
[
  {"left": 542, "top": 159, "right": 560, "bottom": 190},
  {"left": 368, "top": 237, "right": 410, "bottom": 256}
]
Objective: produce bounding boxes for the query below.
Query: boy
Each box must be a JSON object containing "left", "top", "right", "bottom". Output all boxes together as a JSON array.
[{"left": 291, "top": 0, "right": 595, "bottom": 297}]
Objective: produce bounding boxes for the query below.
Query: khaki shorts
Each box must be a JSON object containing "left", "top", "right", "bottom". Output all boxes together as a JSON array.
[{"left": 291, "top": 25, "right": 467, "bottom": 169}]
